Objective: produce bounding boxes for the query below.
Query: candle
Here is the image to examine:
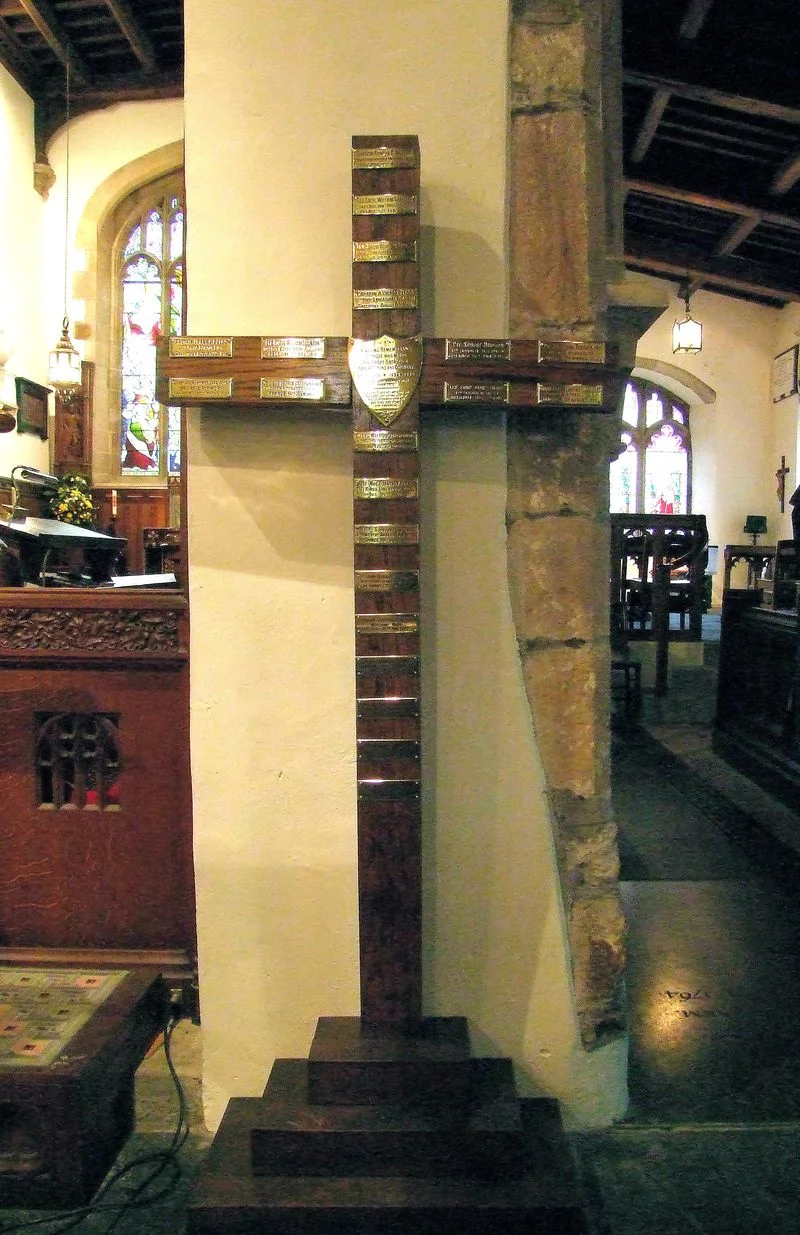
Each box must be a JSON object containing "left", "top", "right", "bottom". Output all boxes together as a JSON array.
[{"left": 111, "top": 488, "right": 117, "bottom": 518}]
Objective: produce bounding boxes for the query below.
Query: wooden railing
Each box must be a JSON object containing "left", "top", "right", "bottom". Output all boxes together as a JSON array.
[{"left": 610, "top": 513, "right": 709, "bottom": 695}]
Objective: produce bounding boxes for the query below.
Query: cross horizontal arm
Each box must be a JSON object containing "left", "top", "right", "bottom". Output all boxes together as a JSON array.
[
  {"left": 156, "top": 334, "right": 627, "bottom": 414},
  {"left": 155, "top": 336, "right": 352, "bottom": 409}
]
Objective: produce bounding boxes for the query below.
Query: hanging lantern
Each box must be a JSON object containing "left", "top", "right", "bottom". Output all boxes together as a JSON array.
[
  {"left": 672, "top": 284, "right": 703, "bottom": 354},
  {"left": 48, "top": 316, "right": 83, "bottom": 390}
]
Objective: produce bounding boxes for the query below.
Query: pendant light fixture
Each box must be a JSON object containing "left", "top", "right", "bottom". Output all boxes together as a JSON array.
[
  {"left": 48, "top": 64, "right": 82, "bottom": 393},
  {"left": 672, "top": 281, "right": 703, "bottom": 355}
]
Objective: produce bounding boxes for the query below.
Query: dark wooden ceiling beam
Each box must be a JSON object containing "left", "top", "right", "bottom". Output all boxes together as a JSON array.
[
  {"left": 629, "top": 1, "right": 716, "bottom": 166},
  {"left": 624, "top": 70, "right": 800, "bottom": 128},
  {"left": 625, "top": 178, "right": 800, "bottom": 235},
  {"left": 34, "top": 71, "right": 182, "bottom": 158},
  {"left": 0, "top": 14, "right": 37, "bottom": 93},
  {"left": 17, "top": 0, "right": 91, "bottom": 82},
  {"left": 771, "top": 151, "right": 800, "bottom": 197},
  {"left": 678, "top": 0, "right": 715, "bottom": 40},
  {"left": 715, "top": 217, "right": 760, "bottom": 257},
  {"left": 72, "top": 77, "right": 183, "bottom": 105},
  {"left": 102, "top": 0, "right": 157, "bottom": 72},
  {"left": 624, "top": 233, "right": 800, "bottom": 302},
  {"left": 631, "top": 89, "right": 670, "bottom": 164}
]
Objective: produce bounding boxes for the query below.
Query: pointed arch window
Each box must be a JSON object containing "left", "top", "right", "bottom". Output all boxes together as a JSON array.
[
  {"left": 610, "top": 378, "right": 692, "bottom": 514},
  {"left": 116, "top": 188, "right": 184, "bottom": 478}
]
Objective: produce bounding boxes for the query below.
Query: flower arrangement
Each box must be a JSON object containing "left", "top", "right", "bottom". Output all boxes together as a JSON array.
[{"left": 48, "top": 472, "right": 96, "bottom": 528}]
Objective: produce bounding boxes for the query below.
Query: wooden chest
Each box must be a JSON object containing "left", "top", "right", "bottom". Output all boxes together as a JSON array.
[{"left": 0, "top": 967, "right": 167, "bottom": 1208}]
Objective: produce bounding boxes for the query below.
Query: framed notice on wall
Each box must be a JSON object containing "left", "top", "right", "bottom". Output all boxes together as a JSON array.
[
  {"left": 772, "top": 345, "right": 799, "bottom": 403},
  {"left": 15, "top": 377, "right": 51, "bottom": 439}
]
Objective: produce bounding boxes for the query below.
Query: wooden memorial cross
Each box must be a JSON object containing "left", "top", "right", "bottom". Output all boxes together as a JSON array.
[{"left": 157, "top": 134, "right": 627, "bottom": 1031}]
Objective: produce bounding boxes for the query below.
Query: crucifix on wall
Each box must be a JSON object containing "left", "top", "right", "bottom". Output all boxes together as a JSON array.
[
  {"left": 157, "top": 134, "right": 628, "bottom": 1030},
  {"left": 776, "top": 454, "right": 790, "bottom": 513}
]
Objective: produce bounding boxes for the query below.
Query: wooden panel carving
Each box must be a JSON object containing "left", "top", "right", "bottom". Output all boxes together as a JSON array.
[
  {"left": 53, "top": 361, "right": 94, "bottom": 475},
  {"left": 0, "top": 659, "right": 195, "bottom": 971},
  {"left": 36, "top": 712, "right": 120, "bottom": 809},
  {"left": 0, "top": 608, "right": 180, "bottom": 652}
]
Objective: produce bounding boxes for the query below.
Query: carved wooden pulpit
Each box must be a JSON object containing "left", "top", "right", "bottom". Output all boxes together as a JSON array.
[{"left": 157, "top": 135, "right": 627, "bottom": 1233}]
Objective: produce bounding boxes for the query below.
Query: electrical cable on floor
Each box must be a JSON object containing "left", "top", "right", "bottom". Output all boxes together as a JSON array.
[{"left": 0, "top": 1005, "right": 191, "bottom": 1235}]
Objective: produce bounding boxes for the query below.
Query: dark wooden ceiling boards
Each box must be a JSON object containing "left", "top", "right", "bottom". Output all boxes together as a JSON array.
[
  {"left": 0, "top": 0, "right": 182, "bottom": 158},
  {"left": 623, "top": 0, "right": 800, "bottom": 305},
  {"left": 1, "top": 1, "right": 797, "bottom": 305}
]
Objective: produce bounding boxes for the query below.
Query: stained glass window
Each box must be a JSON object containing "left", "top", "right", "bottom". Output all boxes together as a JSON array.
[
  {"left": 610, "top": 379, "right": 691, "bottom": 514},
  {"left": 117, "top": 188, "right": 184, "bottom": 478}
]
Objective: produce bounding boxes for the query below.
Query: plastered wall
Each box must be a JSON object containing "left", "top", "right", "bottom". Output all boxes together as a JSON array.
[
  {"left": 0, "top": 65, "right": 47, "bottom": 477},
  {"left": 183, "top": 0, "right": 625, "bottom": 1129}
]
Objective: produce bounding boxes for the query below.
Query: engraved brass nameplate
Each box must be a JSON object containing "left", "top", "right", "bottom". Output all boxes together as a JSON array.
[
  {"left": 353, "top": 430, "right": 419, "bottom": 452},
  {"left": 445, "top": 339, "right": 511, "bottom": 362},
  {"left": 353, "top": 288, "right": 418, "bottom": 311},
  {"left": 353, "top": 194, "right": 417, "bottom": 216},
  {"left": 536, "top": 382, "right": 604, "bottom": 406},
  {"left": 349, "top": 335, "right": 422, "bottom": 425},
  {"left": 168, "top": 377, "right": 232, "bottom": 399},
  {"left": 354, "top": 524, "right": 420, "bottom": 545},
  {"left": 443, "top": 381, "right": 509, "bottom": 404},
  {"left": 354, "top": 477, "right": 419, "bottom": 500},
  {"left": 260, "top": 378, "right": 325, "bottom": 401},
  {"left": 355, "top": 570, "right": 419, "bottom": 592},
  {"left": 538, "top": 340, "right": 607, "bottom": 364},
  {"left": 353, "top": 240, "right": 418, "bottom": 263},
  {"left": 169, "top": 336, "right": 233, "bottom": 359},
  {"left": 261, "top": 337, "right": 325, "bottom": 359},
  {"left": 352, "top": 146, "right": 417, "bottom": 170},
  {"left": 356, "top": 613, "right": 419, "bottom": 635}
]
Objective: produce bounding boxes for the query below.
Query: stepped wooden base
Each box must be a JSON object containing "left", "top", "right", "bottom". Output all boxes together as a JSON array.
[
  {"left": 188, "top": 1017, "right": 590, "bottom": 1234},
  {"left": 308, "top": 1015, "right": 475, "bottom": 1105}
]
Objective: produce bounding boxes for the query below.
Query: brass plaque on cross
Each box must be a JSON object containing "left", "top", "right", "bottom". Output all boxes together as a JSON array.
[{"left": 348, "top": 336, "right": 422, "bottom": 426}]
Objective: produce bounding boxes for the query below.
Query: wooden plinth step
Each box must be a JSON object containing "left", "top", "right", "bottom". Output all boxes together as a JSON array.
[
  {"left": 251, "top": 1058, "right": 527, "bottom": 1178},
  {"left": 189, "top": 1095, "right": 591, "bottom": 1234},
  {"left": 308, "top": 1015, "right": 473, "bottom": 1105}
]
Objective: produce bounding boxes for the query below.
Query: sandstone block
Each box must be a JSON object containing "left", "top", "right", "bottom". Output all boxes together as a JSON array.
[
  {"left": 507, "top": 514, "right": 609, "bottom": 643},
  {"left": 521, "top": 643, "right": 603, "bottom": 797}
]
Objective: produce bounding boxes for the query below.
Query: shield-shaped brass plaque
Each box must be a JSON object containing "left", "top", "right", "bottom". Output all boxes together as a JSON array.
[{"left": 348, "top": 335, "right": 422, "bottom": 426}]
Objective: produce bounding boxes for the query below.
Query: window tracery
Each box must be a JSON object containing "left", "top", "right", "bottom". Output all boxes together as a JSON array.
[
  {"left": 610, "top": 379, "right": 692, "bottom": 515},
  {"left": 115, "top": 183, "right": 184, "bottom": 479}
]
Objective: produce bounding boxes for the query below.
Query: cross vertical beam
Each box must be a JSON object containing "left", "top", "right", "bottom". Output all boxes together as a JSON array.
[
  {"left": 350, "top": 136, "right": 423, "bottom": 1026},
  {"left": 154, "top": 133, "right": 631, "bottom": 1040}
]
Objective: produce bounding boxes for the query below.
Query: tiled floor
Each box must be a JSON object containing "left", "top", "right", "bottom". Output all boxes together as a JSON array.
[{"left": 575, "top": 709, "right": 800, "bottom": 1233}]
